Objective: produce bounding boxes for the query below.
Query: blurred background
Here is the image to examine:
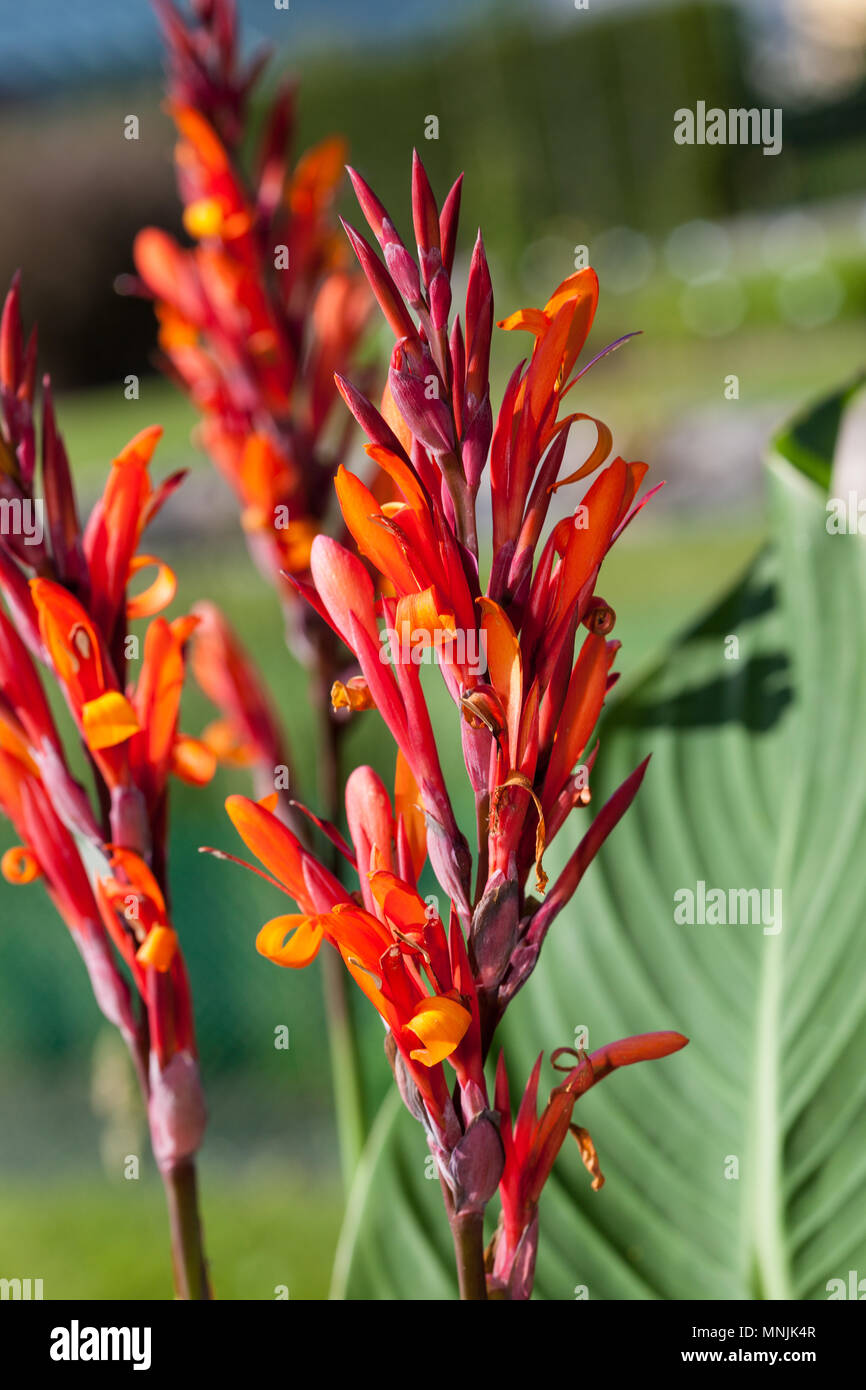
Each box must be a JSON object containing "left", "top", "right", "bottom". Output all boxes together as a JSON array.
[{"left": 0, "top": 0, "right": 864, "bottom": 1297}]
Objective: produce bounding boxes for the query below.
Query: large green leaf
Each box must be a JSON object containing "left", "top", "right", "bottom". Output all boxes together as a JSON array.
[{"left": 334, "top": 384, "right": 866, "bottom": 1299}]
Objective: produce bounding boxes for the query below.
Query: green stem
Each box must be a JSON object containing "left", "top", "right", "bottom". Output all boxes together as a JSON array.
[
  {"left": 162, "top": 1158, "right": 211, "bottom": 1300},
  {"left": 439, "top": 1174, "right": 488, "bottom": 1300},
  {"left": 449, "top": 1210, "right": 488, "bottom": 1301},
  {"left": 313, "top": 650, "right": 367, "bottom": 1185}
]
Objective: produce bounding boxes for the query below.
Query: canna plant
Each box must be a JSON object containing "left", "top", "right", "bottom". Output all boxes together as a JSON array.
[
  {"left": 130, "top": 0, "right": 373, "bottom": 1176},
  {"left": 0, "top": 275, "right": 215, "bottom": 1299},
  {"left": 208, "top": 154, "right": 688, "bottom": 1299}
]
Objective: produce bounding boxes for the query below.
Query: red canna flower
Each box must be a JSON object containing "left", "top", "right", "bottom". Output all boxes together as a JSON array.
[
  {"left": 188, "top": 600, "right": 291, "bottom": 800},
  {"left": 491, "top": 1033, "right": 688, "bottom": 1299},
  {"left": 0, "top": 275, "right": 213, "bottom": 1298},
  {"left": 211, "top": 773, "right": 495, "bottom": 1187},
  {"left": 258, "top": 152, "right": 688, "bottom": 1296},
  {"left": 131, "top": 0, "right": 371, "bottom": 667}
]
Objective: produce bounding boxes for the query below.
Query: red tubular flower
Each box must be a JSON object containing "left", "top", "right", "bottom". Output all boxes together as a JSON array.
[
  {"left": 212, "top": 767, "right": 496, "bottom": 1203},
  {"left": 188, "top": 600, "right": 291, "bottom": 798},
  {"left": 492, "top": 1033, "right": 688, "bottom": 1299},
  {"left": 331, "top": 155, "right": 669, "bottom": 1031},
  {"left": 0, "top": 276, "right": 214, "bottom": 1295},
  {"left": 131, "top": 0, "right": 371, "bottom": 667},
  {"left": 255, "top": 153, "right": 688, "bottom": 1296}
]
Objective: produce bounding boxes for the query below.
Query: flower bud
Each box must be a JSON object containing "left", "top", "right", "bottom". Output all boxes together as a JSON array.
[
  {"left": 447, "top": 1110, "right": 504, "bottom": 1214},
  {"left": 148, "top": 1049, "right": 207, "bottom": 1171},
  {"left": 470, "top": 873, "right": 520, "bottom": 993}
]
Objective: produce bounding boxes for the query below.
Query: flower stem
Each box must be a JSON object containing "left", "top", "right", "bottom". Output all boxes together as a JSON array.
[
  {"left": 449, "top": 1210, "right": 488, "bottom": 1300},
  {"left": 162, "top": 1157, "right": 211, "bottom": 1300},
  {"left": 438, "top": 1173, "right": 488, "bottom": 1299},
  {"left": 313, "top": 643, "right": 367, "bottom": 1185}
]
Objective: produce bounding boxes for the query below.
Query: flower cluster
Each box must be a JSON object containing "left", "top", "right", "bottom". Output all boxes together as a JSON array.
[
  {"left": 132, "top": 0, "right": 370, "bottom": 662},
  {"left": 215, "top": 155, "right": 687, "bottom": 1298},
  {"left": 0, "top": 274, "right": 213, "bottom": 1296}
]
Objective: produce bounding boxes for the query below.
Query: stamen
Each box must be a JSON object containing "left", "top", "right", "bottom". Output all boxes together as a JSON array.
[
  {"left": 491, "top": 771, "right": 548, "bottom": 893},
  {"left": 569, "top": 1123, "right": 605, "bottom": 1191},
  {"left": 198, "top": 845, "right": 294, "bottom": 898}
]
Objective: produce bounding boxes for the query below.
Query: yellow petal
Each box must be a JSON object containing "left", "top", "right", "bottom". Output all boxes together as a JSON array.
[
  {"left": 256, "top": 914, "right": 325, "bottom": 968},
  {"left": 406, "top": 994, "right": 471, "bottom": 1066},
  {"left": 496, "top": 306, "right": 550, "bottom": 336},
  {"left": 183, "top": 197, "right": 224, "bottom": 239},
  {"left": 136, "top": 925, "right": 178, "bottom": 973},
  {"left": 82, "top": 691, "right": 140, "bottom": 751}
]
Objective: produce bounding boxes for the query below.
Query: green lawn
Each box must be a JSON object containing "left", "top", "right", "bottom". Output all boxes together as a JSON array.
[{"left": 0, "top": 1169, "right": 341, "bottom": 1300}]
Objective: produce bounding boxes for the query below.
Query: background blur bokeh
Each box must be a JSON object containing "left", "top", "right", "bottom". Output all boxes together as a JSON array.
[{"left": 1, "top": 0, "right": 864, "bottom": 1297}]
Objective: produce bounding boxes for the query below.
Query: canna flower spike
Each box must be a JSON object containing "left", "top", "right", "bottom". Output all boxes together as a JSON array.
[
  {"left": 215, "top": 149, "right": 688, "bottom": 1299},
  {"left": 132, "top": 0, "right": 371, "bottom": 666},
  {"left": 210, "top": 771, "right": 498, "bottom": 1211},
  {"left": 0, "top": 274, "right": 213, "bottom": 1298}
]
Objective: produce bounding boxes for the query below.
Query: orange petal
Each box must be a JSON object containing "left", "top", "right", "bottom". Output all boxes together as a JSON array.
[
  {"left": 365, "top": 445, "right": 428, "bottom": 514},
  {"left": 1, "top": 845, "right": 40, "bottom": 884},
  {"left": 171, "top": 734, "right": 218, "bottom": 785},
  {"left": 256, "top": 914, "right": 325, "bottom": 968},
  {"left": 406, "top": 994, "right": 471, "bottom": 1066},
  {"left": 334, "top": 466, "right": 417, "bottom": 593},
  {"left": 547, "top": 414, "right": 612, "bottom": 491},
  {"left": 173, "top": 105, "right": 230, "bottom": 175},
  {"left": 81, "top": 691, "right": 140, "bottom": 751},
  {"left": 478, "top": 597, "right": 522, "bottom": 757},
  {"left": 200, "top": 718, "right": 255, "bottom": 766},
  {"left": 226, "top": 793, "right": 305, "bottom": 900},
  {"left": 30, "top": 579, "right": 105, "bottom": 705},
  {"left": 379, "top": 379, "right": 414, "bottom": 460},
  {"left": 136, "top": 925, "right": 178, "bottom": 973},
  {"left": 105, "top": 847, "right": 166, "bottom": 916},
  {"left": 331, "top": 676, "right": 375, "bottom": 712},
  {"left": 113, "top": 425, "right": 163, "bottom": 473},
  {"left": 394, "top": 750, "right": 426, "bottom": 880},
  {"left": 183, "top": 197, "right": 225, "bottom": 239},
  {"left": 127, "top": 555, "right": 177, "bottom": 620},
  {"left": 497, "top": 307, "right": 550, "bottom": 336},
  {"left": 543, "top": 632, "right": 608, "bottom": 800},
  {"left": 394, "top": 587, "right": 455, "bottom": 644},
  {"left": 368, "top": 869, "right": 428, "bottom": 931},
  {"left": 288, "top": 135, "right": 348, "bottom": 213}
]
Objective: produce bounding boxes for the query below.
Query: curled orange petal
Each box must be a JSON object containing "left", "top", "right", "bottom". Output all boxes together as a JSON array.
[
  {"left": 256, "top": 913, "right": 326, "bottom": 968},
  {"left": 2, "top": 845, "right": 41, "bottom": 884},
  {"left": 331, "top": 677, "right": 375, "bottom": 712},
  {"left": 570, "top": 1123, "right": 605, "bottom": 1191},
  {"left": 127, "top": 555, "right": 177, "bottom": 620},
  {"left": 406, "top": 994, "right": 471, "bottom": 1066}
]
